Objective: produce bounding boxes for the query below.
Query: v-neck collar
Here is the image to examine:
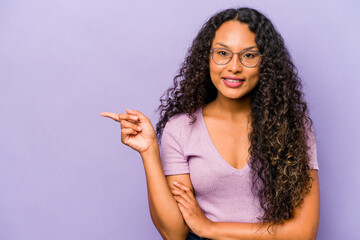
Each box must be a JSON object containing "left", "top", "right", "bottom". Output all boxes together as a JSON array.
[{"left": 196, "top": 107, "right": 251, "bottom": 176}]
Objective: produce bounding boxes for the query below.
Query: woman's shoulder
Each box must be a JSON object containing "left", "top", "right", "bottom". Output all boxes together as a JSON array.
[{"left": 161, "top": 108, "right": 203, "bottom": 148}]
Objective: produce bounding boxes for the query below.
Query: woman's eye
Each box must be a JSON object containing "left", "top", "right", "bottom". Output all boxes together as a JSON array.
[
  {"left": 244, "top": 53, "right": 255, "bottom": 58},
  {"left": 217, "top": 51, "right": 229, "bottom": 56}
]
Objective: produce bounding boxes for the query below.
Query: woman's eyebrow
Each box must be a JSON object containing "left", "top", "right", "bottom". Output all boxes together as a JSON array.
[
  {"left": 215, "top": 42, "right": 230, "bottom": 48},
  {"left": 214, "top": 42, "right": 257, "bottom": 50}
]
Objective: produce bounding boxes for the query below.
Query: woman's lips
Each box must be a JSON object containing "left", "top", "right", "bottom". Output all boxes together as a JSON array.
[{"left": 223, "top": 77, "right": 244, "bottom": 88}]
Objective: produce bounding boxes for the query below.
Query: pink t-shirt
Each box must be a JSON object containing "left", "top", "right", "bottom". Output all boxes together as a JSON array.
[{"left": 160, "top": 107, "right": 319, "bottom": 223}]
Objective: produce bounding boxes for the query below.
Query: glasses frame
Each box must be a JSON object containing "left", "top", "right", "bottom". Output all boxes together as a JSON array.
[{"left": 210, "top": 48, "right": 262, "bottom": 68}]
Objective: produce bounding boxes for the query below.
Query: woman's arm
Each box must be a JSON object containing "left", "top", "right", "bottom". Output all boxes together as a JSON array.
[
  {"left": 101, "top": 109, "right": 189, "bottom": 240},
  {"left": 140, "top": 147, "right": 190, "bottom": 240},
  {"left": 173, "top": 170, "right": 320, "bottom": 240}
]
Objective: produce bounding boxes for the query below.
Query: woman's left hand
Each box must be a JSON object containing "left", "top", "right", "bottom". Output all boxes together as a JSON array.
[{"left": 171, "top": 181, "right": 213, "bottom": 237}]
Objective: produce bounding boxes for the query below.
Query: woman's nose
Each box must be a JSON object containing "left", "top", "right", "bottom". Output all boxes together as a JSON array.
[{"left": 228, "top": 53, "right": 243, "bottom": 73}]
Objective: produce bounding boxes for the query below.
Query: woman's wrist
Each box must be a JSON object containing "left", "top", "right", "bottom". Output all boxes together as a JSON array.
[
  {"left": 198, "top": 218, "right": 215, "bottom": 238},
  {"left": 139, "top": 142, "right": 160, "bottom": 159}
]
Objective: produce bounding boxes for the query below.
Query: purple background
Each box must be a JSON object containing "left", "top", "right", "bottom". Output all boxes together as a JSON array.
[{"left": 1, "top": 0, "right": 359, "bottom": 239}]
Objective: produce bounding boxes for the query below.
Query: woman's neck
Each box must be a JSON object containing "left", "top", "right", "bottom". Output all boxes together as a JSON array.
[{"left": 206, "top": 94, "right": 252, "bottom": 121}]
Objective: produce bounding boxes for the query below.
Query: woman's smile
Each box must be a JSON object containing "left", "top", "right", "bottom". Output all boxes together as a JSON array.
[{"left": 223, "top": 76, "right": 245, "bottom": 88}]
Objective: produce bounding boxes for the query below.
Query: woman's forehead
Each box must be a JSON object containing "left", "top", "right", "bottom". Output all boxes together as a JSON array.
[{"left": 212, "top": 21, "right": 256, "bottom": 50}]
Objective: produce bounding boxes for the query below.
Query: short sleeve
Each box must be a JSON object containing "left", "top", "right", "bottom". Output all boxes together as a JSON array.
[
  {"left": 307, "top": 128, "right": 319, "bottom": 170},
  {"left": 160, "top": 118, "right": 190, "bottom": 175}
]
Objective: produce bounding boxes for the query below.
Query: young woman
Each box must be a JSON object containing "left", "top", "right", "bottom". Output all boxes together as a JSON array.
[{"left": 101, "top": 7, "right": 320, "bottom": 240}]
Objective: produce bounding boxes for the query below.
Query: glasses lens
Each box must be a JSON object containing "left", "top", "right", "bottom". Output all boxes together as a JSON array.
[
  {"left": 212, "top": 48, "right": 232, "bottom": 65},
  {"left": 239, "top": 51, "right": 260, "bottom": 67}
]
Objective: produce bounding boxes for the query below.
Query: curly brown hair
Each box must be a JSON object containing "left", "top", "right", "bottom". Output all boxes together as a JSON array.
[{"left": 156, "top": 7, "right": 313, "bottom": 224}]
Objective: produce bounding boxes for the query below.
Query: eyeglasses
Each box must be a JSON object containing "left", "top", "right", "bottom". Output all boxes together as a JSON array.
[{"left": 210, "top": 48, "right": 262, "bottom": 68}]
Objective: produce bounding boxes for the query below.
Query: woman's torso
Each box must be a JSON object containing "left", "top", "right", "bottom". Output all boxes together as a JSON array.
[{"left": 160, "top": 107, "right": 264, "bottom": 223}]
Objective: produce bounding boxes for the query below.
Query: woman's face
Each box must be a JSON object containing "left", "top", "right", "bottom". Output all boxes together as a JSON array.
[{"left": 209, "top": 21, "right": 260, "bottom": 101}]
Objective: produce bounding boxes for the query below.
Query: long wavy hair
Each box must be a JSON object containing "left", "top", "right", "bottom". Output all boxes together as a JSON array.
[{"left": 156, "top": 7, "right": 313, "bottom": 224}]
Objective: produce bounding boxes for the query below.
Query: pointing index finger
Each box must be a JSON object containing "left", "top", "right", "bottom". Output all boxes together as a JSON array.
[
  {"left": 100, "top": 112, "right": 139, "bottom": 123},
  {"left": 100, "top": 112, "right": 120, "bottom": 122}
]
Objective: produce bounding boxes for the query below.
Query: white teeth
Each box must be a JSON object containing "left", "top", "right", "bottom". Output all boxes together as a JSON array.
[{"left": 226, "top": 79, "right": 241, "bottom": 82}]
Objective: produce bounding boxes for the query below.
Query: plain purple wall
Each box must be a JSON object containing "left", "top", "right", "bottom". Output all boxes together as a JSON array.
[{"left": 1, "top": 0, "right": 359, "bottom": 239}]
